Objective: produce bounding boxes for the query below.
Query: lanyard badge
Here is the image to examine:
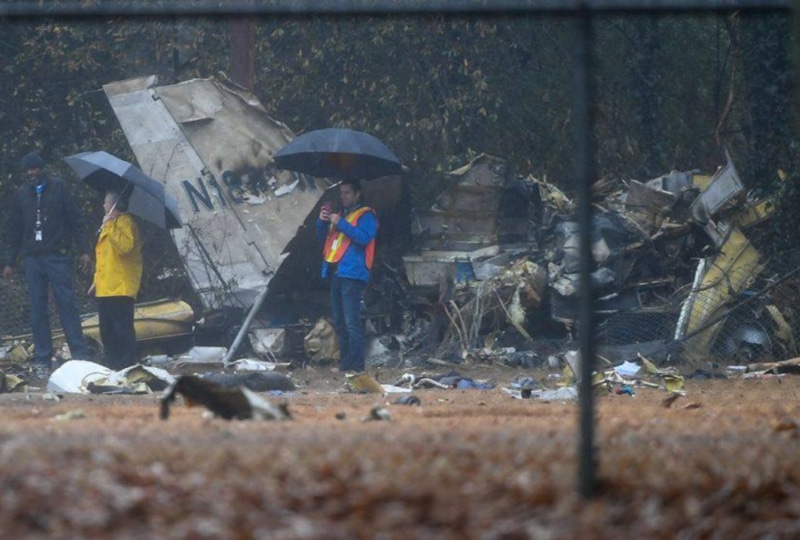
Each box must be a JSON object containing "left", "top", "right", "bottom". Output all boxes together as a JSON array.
[{"left": 34, "top": 184, "right": 44, "bottom": 242}]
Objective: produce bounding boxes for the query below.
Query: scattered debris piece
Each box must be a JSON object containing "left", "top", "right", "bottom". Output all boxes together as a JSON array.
[
  {"left": 304, "top": 318, "right": 340, "bottom": 365},
  {"left": 393, "top": 373, "right": 416, "bottom": 388},
  {"left": 7, "top": 345, "right": 29, "bottom": 363},
  {"left": 160, "top": 375, "right": 291, "bottom": 421},
  {"left": 346, "top": 372, "right": 383, "bottom": 394},
  {"left": 248, "top": 328, "right": 287, "bottom": 360},
  {"left": 48, "top": 360, "right": 175, "bottom": 394},
  {"left": 53, "top": 409, "right": 86, "bottom": 421},
  {"left": 394, "top": 395, "right": 421, "bottom": 406},
  {"left": 614, "top": 361, "right": 641, "bottom": 378},
  {"left": 506, "top": 376, "right": 542, "bottom": 398},
  {"left": 662, "top": 374, "right": 686, "bottom": 394},
  {"left": 364, "top": 406, "right": 392, "bottom": 421},
  {"left": 228, "top": 358, "right": 290, "bottom": 372},
  {"left": 640, "top": 354, "right": 686, "bottom": 394},
  {"left": 395, "top": 372, "right": 495, "bottom": 390},
  {"left": 176, "top": 346, "right": 228, "bottom": 364},
  {"left": 662, "top": 393, "right": 682, "bottom": 408},
  {"left": 772, "top": 417, "right": 799, "bottom": 434},
  {"left": 614, "top": 385, "right": 635, "bottom": 397},
  {"left": 746, "top": 357, "right": 800, "bottom": 375},
  {"left": 380, "top": 382, "right": 413, "bottom": 394},
  {"left": 143, "top": 354, "right": 171, "bottom": 366},
  {"left": 502, "top": 386, "right": 578, "bottom": 401}
]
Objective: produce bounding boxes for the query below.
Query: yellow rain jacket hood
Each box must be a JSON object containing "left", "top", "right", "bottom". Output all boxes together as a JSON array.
[{"left": 94, "top": 213, "right": 142, "bottom": 298}]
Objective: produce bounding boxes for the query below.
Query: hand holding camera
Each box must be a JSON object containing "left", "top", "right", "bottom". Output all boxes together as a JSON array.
[{"left": 320, "top": 202, "right": 333, "bottom": 222}]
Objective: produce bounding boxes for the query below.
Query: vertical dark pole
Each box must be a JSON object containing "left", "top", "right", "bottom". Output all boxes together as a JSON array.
[
  {"left": 575, "top": 5, "right": 597, "bottom": 499},
  {"left": 172, "top": 48, "right": 180, "bottom": 83},
  {"left": 230, "top": 6, "right": 255, "bottom": 92}
]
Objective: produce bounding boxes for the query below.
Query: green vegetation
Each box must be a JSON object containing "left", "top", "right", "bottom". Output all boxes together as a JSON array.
[{"left": 0, "top": 9, "right": 795, "bottom": 292}]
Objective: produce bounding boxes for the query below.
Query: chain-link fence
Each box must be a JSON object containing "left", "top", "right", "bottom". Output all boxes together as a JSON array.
[
  {"left": 423, "top": 243, "right": 800, "bottom": 369},
  {"left": 0, "top": 219, "right": 198, "bottom": 352},
  {"left": 3, "top": 192, "right": 798, "bottom": 371},
  {"left": 598, "top": 249, "right": 800, "bottom": 366}
]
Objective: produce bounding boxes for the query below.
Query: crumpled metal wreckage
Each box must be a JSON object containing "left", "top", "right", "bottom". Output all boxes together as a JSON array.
[{"left": 402, "top": 153, "right": 794, "bottom": 369}]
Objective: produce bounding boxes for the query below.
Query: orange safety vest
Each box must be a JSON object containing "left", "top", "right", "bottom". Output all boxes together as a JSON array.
[{"left": 323, "top": 206, "right": 376, "bottom": 269}]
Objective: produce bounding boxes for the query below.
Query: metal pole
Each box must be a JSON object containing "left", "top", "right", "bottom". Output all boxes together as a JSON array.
[
  {"left": 0, "top": 0, "right": 789, "bottom": 18},
  {"left": 223, "top": 285, "right": 270, "bottom": 366},
  {"left": 575, "top": 3, "right": 598, "bottom": 499}
]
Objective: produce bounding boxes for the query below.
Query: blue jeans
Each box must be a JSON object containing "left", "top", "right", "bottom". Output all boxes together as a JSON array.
[
  {"left": 23, "top": 255, "right": 90, "bottom": 364},
  {"left": 330, "top": 275, "right": 367, "bottom": 372}
]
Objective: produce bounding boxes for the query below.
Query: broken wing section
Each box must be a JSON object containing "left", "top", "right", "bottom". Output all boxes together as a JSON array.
[{"left": 103, "top": 75, "right": 327, "bottom": 310}]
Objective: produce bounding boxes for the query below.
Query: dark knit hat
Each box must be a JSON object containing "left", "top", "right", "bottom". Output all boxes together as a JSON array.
[{"left": 21, "top": 151, "right": 45, "bottom": 170}]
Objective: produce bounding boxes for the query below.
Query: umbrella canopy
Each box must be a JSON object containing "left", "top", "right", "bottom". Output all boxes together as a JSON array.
[
  {"left": 273, "top": 128, "right": 402, "bottom": 181},
  {"left": 64, "top": 151, "right": 182, "bottom": 229}
]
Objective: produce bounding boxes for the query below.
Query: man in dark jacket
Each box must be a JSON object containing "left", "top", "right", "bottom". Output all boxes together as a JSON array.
[{"left": 3, "top": 151, "right": 93, "bottom": 377}]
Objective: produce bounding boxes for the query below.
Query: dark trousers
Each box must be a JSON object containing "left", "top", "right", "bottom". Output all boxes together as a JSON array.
[
  {"left": 23, "top": 254, "right": 90, "bottom": 364},
  {"left": 330, "top": 275, "right": 367, "bottom": 372},
  {"left": 98, "top": 296, "right": 137, "bottom": 371}
]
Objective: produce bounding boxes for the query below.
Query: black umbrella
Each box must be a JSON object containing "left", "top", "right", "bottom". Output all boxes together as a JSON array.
[
  {"left": 273, "top": 128, "right": 402, "bottom": 181},
  {"left": 64, "top": 151, "right": 182, "bottom": 229}
]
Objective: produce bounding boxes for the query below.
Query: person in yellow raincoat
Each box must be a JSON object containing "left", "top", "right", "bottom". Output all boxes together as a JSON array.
[{"left": 89, "top": 190, "right": 142, "bottom": 370}]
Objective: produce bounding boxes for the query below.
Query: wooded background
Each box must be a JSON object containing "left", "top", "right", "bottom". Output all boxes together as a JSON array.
[{"left": 0, "top": 7, "right": 796, "bottom": 309}]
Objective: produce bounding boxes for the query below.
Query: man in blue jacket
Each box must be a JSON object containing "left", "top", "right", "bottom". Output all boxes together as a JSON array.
[
  {"left": 3, "top": 151, "right": 93, "bottom": 379},
  {"left": 316, "top": 179, "right": 378, "bottom": 373}
]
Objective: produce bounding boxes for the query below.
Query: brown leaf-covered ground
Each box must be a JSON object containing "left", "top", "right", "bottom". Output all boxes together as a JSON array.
[{"left": 1, "top": 365, "right": 799, "bottom": 539}]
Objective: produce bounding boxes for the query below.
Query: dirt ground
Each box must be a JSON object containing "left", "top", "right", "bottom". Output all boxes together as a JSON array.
[{"left": 1, "top": 363, "right": 800, "bottom": 539}]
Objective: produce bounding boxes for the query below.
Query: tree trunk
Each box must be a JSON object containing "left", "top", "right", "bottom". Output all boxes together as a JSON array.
[{"left": 230, "top": 16, "right": 255, "bottom": 92}]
